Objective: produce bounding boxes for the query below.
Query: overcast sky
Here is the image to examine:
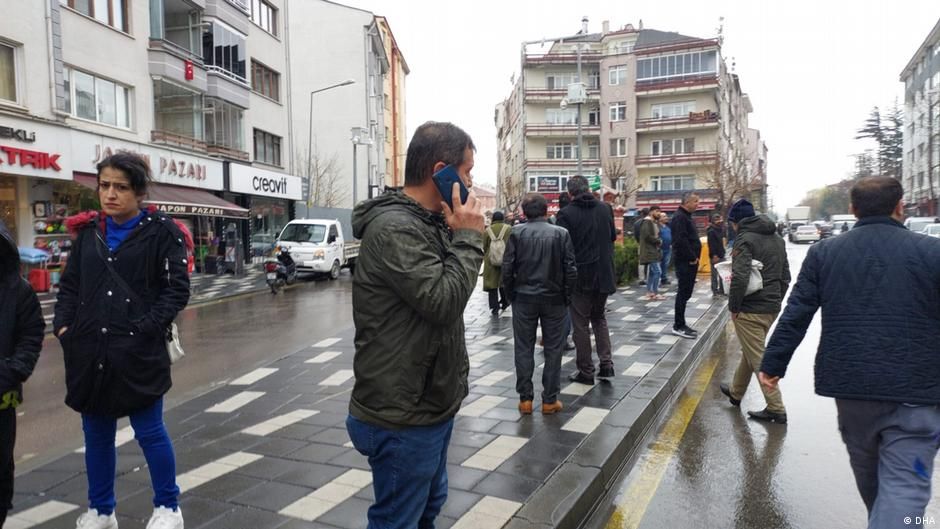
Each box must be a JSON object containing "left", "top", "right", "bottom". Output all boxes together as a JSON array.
[{"left": 341, "top": 0, "right": 939, "bottom": 212}]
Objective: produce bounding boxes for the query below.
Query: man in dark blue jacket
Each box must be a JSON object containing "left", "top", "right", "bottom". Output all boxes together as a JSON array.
[
  {"left": 760, "top": 177, "right": 940, "bottom": 527},
  {"left": 669, "top": 193, "right": 702, "bottom": 338}
]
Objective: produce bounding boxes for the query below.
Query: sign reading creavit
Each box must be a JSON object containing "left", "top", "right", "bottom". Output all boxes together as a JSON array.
[
  {"left": 72, "top": 132, "right": 223, "bottom": 190},
  {"left": 228, "top": 163, "right": 303, "bottom": 201}
]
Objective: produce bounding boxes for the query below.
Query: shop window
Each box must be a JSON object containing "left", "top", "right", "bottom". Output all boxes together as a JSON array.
[
  {"left": 62, "top": 67, "right": 131, "bottom": 128},
  {"left": 60, "top": 0, "right": 128, "bottom": 32},
  {"left": 253, "top": 128, "right": 281, "bottom": 166},
  {"left": 153, "top": 79, "right": 204, "bottom": 142}
]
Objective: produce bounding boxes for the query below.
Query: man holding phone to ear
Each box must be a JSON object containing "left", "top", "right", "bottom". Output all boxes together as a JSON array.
[{"left": 347, "top": 121, "right": 485, "bottom": 529}]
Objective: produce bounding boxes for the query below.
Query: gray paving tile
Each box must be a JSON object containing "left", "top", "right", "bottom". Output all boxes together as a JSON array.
[
  {"left": 198, "top": 505, "right": 291, "bottom": 529},
  {"left": 231, "top": 481, "right": 315, "bottom": 512},
  {"left": 275, "top": 461, "right": 347, "bottom": 489},
  {"left": 316, "top": 497, "right": 372, "bottom": 529}
]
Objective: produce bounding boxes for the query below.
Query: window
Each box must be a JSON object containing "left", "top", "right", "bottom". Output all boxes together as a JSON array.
[
  {"left": 205, "top": 97, "right": 245, "bottom": 152},
  {"left": 650, "top": 175, "right": 696, "bottom": 191},
  {"left": 609, "top": 65, "right": 627, "bottom": 85},
  {"left": 253, "top": 129, "right": 281, "bottom": 166},
  {"left": 588, "top": 107, "right": 600, "bottom": 125},
  {"left": 546, "top": 108, "right": 577, "bottom": 125},
  {"left": 651, "top": 101, "right": 696, "bottom": 119},
  {"left": 610, "top": 138, "right": 627, "bottom": 157},
  {"left": 62, "top": 67, "right": 130, "bottom": 127},
  {"left": 153, "top": 79, "right": 203, "bottom": 140},
  {"left": 588, "top": 71, "right": 600, "bottom": 89},
  {"left": 609, "top": 102, "right": 626, "bottom": 122},
  {"left": 637, "top": 50, "right": 717, "bottom": 81},
  {"left": 60, "top": 0, "right": 128, "bottom": 32},
  {"left": 151, "top": 0, "right": 201, "bottom": 58},
  {"left": 546, "top": 72, "right": 577, "bottom": 90},
  {"left": 588, "top": 141, "right": 599, "bottom": 159},
  {"left": 250, "top": 60, "right": 279, "bottom": 101},
  {"left": 250, "top": 0, "right": 277, "bottom": 35},
  {"left": 651, "top": 138, "right": 694, "bottom": 156},
  {"left": 203, "top": 20, "right": 247, "bottom": 83},
  {"left": 546, "top": 143, "right": 575, "bottom": 159},
  {"left": 0, "top": 43, "right": 16, "bottom": 103}
]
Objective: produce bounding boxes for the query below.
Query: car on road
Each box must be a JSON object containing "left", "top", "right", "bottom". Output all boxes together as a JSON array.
[
  {"left": 904, "top": 216, "right": 940, "bottom": 234},
  {"left": 924, "top": 224, "right": 940, "bottom": 238},
  {"left": 789, "top": 225, "right": 821, "bottom": 244}
]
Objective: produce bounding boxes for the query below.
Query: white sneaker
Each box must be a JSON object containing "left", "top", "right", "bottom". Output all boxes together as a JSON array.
[
  {"left": 75, "top": 508, "right": 118, "bottom": 529},
  {"left": 146, "top": 506, "right": 183, "bottom": 529}
]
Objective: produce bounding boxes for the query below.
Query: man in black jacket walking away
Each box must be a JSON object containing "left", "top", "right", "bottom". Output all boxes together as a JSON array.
[
  {"left": 556, "top": 176, "right": 617, "bottom": 385},
  {"left": 760, "top": 177, "right": 940, "bottom": 526},
  {"left": 502, "top": 194, "right": 577, "bottom": 415},
  {"left": 706, "top": 214, "right": 726, "bottom": 297},
  {"left": 669, "top": 193, "right": 702, "bottom": 339},
  {"left": 0, "top": 220, "right": 44, "bottom": 527}
]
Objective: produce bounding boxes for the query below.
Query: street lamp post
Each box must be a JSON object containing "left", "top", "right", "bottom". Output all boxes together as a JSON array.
[{"left": 306, "top": 79, "right": 355, "bottom": 208}]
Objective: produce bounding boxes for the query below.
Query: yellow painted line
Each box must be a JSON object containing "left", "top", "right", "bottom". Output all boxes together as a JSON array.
[{"left": 605, "top": 353, "right": 721, "bottom": 529}]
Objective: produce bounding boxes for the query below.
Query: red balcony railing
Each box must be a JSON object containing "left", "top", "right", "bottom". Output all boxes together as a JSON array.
[
  {"left": 524, "top": 123, "right": 601, "bottom": 135},
  {"left": 635, "top": 75, "right": 719, "bottom": 93},
  {"left": 636, "top": 111, "right": 719, "bottom": 130},
  {"left": 635, "top": 151, "right": 718, "bottom": 166},
  {"left": 151, "top": 130, "right": 207, "bottom": 153}
]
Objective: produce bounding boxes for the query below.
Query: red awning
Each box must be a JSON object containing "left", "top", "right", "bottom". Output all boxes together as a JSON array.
[{"left": 73, "top": 174, "right": 249, "bottom": 218}]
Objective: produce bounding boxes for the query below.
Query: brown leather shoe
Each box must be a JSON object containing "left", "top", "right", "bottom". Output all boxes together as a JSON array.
[
  {"left": 518, "top": 400, "right": 533, "bottom": 415},
  {"left": 541, "top": 400, "right": 563, "bottom": 415}
]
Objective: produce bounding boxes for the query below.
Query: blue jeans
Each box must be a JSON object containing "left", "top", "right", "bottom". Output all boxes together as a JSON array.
[
  {"left": 347, "top": 415, "right": 453, "bottom": 529},
  {"left": 646, "top": 262, "right": 662, "bottom": 295},
  {"left": 82, "top": 398, "right": 179, "bottom": 515},
  {"left": 660, "top": 248, "right": 672, "bottom": 284}
]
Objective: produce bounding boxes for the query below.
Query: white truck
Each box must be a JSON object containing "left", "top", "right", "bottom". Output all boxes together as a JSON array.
[
  {"left": 786, "top": 206, "right": 811, "bottom": 225},
  {"left": 275, "top": 219, "right": 359, "bottom": 279}
]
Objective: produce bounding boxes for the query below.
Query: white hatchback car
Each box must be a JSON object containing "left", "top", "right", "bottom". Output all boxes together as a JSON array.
[{"left": 791, "top": 225, "right": 821, "bottom": 243}]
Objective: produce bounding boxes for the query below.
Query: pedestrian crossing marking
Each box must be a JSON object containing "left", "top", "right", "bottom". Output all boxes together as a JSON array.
[
  {"left": 562, "top": 406, "right": 609, "bottom": 434},
  {"left": 206, "top": 391, "right": 265, "bottom": 413},
  {"left": 319, "top": 369, "right": 354, "bottom": 386},
  {"left": 176, "top": 452, "right": 264, "bottom": 492},
  {"left": 242, "top": 409, "right": 319, "bottom": 436},
  {"left": 450, "top": 496, "right": 522, "bottom": 529},
  {"left": 478, "top": 335, "right": 507, "bottom": 346},
  {"left": 230, "top": 367, "right": 278, "bottom": 386},
  {"left": 306, "top": 351, "right": 342, "bottom": 364},
  {"left": 313, "top": 338, "right": 342, "bottom": 348},
  {"left": 458, "top": 396, "right": 507, "bottom": 417},
  {"left": 623, "top": 362, "right": 655, "bottom": 377},
  {"left": 75, "top": 425, "right": 134, "bottom": 453},
  {"left": 472, "top": 370, "right": 513, "bottom": 387},
  {"left": 462, "top": 435, "right": 528, "bottom": 471},
  {"left": 3, "top": 500, "right": 79, "bottom": 528},
  {"left": 279, "top": 469, "right": 372, "bottom": 521}
]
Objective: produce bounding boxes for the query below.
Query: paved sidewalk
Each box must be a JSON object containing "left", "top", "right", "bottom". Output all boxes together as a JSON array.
[{"left": 5, "top": 278, "right": 725, "bottom": 529}]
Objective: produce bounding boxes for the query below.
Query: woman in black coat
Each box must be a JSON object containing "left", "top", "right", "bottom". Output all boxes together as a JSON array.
[{"left": 54, "top": 153, "right": 191, "bottom": 529}]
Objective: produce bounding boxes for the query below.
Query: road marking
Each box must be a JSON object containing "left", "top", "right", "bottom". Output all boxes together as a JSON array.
[
  {"left": 605, "top": 354, "right": 720, "bottom": 529},
  {"left": 562, "top": 407, "right": 609, "bottom": 434},
  {"left": 614, "top": 345, "right": 640, "bottom": 357},
  {"left": 319, "top": 369, "right": 354, "bottom": 386},
  {"left": 306, "top": 351, "right": 342, "bottom": 364},
  {"left": 177, "top": 452, "right": 264, "bottom": 493},
  {"left": 206, "top": 391, "right": 265, "bottom": 413},
  {"left": 451, "top": 496, "right": 522, "bottom": 529},
  {"left": 242, "top": 409, "right": 319, "bottom": 436},
  {"left": 313, "top": 338, "right": 341, "bottom": 348},
  {"left": 3, "top": 500, "right": 79, "bottom": 528},
  {"left": 279, "top": 469, "right": 372, "bottom": 521},
  {"left": 479, "top": 335, "right": 507, "bottom": 346},
  {"left": 230, "top": 367, "right": 278, "bottom": 386},
  {"left": 462, "top": 435, "right": 528, "bottom": 471},
  {"left": 623, "top": 362, "right": 655, "bottom": 377},
  {"left": 75, "top": 426, "right": 134, "bottom": 453},
  {"left": 472, "top": 370, "right": 513, "bottom": 387},
  {"left": 458, "top": 396, "right": 507, "bottom": 417}
]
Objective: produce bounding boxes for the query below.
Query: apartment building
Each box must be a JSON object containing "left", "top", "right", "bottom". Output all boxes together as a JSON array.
[
  {"left": 0, "top": 0, "right": 406, "bottom": 283},
  {"left": 900, "top": 17, "right": 940, "bottom": 216},
  {"left": 496, "top": 19, "right": 765, "bottom": 226},
  {"left": 376, "top": 15, "right": 409, "bottom": 188}
]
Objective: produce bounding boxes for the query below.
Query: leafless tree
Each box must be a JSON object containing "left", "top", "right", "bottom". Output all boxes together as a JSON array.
[
  {"left": 700, "top": 148, "right": 762, "bottom": 215},
  {"left": 604, "top": 157, "right": 641, "bottom": 207},
  {"left": 500, "top": 174, "right": 527, "bottom": 217},
  {"left": 298, "top": 142, "right": 347, "bottom": 208}
]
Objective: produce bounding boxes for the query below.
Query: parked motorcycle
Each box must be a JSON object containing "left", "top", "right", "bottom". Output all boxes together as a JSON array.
[{"left": 264, "top": 246, "right": 297, "bottom": 294}]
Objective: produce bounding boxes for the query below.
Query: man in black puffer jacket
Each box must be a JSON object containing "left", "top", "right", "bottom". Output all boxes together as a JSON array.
[
  {"left": 0, "top": 220, "right": 44, "bottom": 527},
  {"left": 761, "top": 177, "right": 940, "bottom": 526},
  {"left": 669, "top": 193, "right": 702, "bottom": 338}
]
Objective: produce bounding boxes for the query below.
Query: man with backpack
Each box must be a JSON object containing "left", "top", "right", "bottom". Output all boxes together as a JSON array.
[
  {"left": 484, "top": 211, "right": 511, "bottom": 315},
  {"left": 502, "top": 194, "right": 577, "bottom": 415}
]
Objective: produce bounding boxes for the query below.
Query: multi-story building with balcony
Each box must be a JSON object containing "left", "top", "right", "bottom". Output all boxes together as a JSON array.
[
  {"left": 376, "top": 15, "right": 409, "bottom": 189},
  {"left": 900, "top": 17, "right": 940, "bottom": 216},
  {"left": 496, "top": 19, "right": 765, "bottom": 226}
]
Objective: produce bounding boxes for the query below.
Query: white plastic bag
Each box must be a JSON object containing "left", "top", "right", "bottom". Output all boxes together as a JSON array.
[{"left": 715, "top": 260, "right": 764, "bottom": 296}]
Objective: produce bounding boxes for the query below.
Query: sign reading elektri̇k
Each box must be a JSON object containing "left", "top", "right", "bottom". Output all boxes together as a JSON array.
[{"left": 228, "top": 164, "right": 303, "bottom": 201}]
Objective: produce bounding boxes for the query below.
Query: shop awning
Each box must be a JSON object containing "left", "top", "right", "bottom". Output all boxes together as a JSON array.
[{"left": 74, "top": 175, "right": 249, "bottom": 218}]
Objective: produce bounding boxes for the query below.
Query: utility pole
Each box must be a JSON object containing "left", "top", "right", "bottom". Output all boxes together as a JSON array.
[{"left": 576, "top": 43, "right": 583, "bottom": 176}]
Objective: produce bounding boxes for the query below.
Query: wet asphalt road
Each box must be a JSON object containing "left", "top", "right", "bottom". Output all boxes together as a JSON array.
[
  {"left": 14, "top": 274, "right": 355, "bottom": 470},
  {"left": 590, "top": 241, "right": 879, "bottom": 529}
]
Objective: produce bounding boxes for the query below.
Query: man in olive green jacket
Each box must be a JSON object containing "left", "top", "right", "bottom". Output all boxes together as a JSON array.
[
  {"left": 346, "top": 122, "right": 484, "bottom": 529},
  {"left": 719, "top": 199, "right": 791, "bottom": 424}
]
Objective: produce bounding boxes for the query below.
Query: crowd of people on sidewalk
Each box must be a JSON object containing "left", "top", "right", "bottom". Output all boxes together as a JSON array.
[{"left": 2, "top": 119, "right": 938, "bottom": 529}]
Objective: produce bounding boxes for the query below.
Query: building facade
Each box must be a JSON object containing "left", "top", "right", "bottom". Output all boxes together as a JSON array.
[
  {"left": 376, "top": 15, "right": 409, "bottom": 188},
  {"left": 496, "top": 19, "right": 766, "bottom": 227},
  {"left": 900, "top": 18, "right": 940, "bottom": 216}
]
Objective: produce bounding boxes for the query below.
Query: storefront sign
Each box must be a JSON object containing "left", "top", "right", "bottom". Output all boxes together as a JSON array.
[
  {"left": 228, "top": 163, "right": 303, "bottom": 200},
  {"left": 153, "top": 204, "right": 248, "bottom": 218},
  {"left": 0, "top": 116, "right": 72, "bottom": 180},
  {"left": 72, "top": 132, "right": 223, "bottom": 190},
  {"left": 0, "top": 125, "right": 36, "bottom": 143}
]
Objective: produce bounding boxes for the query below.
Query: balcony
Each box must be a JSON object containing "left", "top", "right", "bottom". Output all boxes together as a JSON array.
[
  {"left": 524, "top": 52, "right": 603, "bottom": 66},
  {"left": 524, "top": 158, "right": 601, "bottom": 169},
  {"left": 636, "top": 111, "right": 719, "bottom": 133},
  {"left": 636, "top": 189, "right": 720, "bottom": 211},
  {"left": 524, "top": 87, "right": 600, "bottom": 103},
  {"left": 524, "top": 123, "right": 601, "bottom": 137},
  {"left": 207, "top": 144, "right": 249, "bottom": 161},
  {"left": 635, "top": 151, "right": 718, "bottom": 168},
  {"left": 635, "top": 74, "right": 719, "bottom": 96},
  {"left": 152, "top": 130, "right": 207, "bottom": 153}
]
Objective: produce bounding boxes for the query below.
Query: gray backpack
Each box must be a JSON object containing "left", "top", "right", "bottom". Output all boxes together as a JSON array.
[{"left": 486, "top": 225, "right": 510, "bottom": 266}]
